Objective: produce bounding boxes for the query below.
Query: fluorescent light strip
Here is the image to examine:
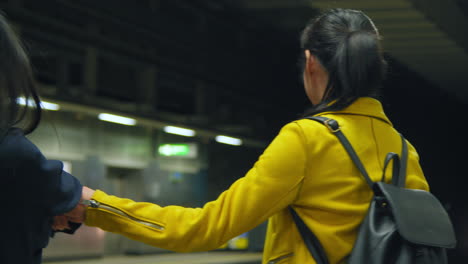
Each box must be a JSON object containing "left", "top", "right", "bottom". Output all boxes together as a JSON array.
[
  {"left": 163, "top": 126, "right": 196, "bottom": 137},
  {"left": 41, "top": 101, "right": 60, "bottom": 111},
  {"left": 215, "top": 135, "right": 242, "bottom": 146},
  {"left": 98, "top": 113, "right": 137, "bottom": 126},
  {"left": 17, "top": 97, "right": 60, "bottom": 111},
  {"left": 17, "top": 97, "right": 29, "bottom": 106}
]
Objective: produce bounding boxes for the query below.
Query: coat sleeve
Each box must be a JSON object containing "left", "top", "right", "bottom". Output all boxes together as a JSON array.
[
  {"left": 13, "top": 130, "right": 82, "bottom": 216},
  {"left": 85, "top": 122, "right": 308, "bottom": 252}
]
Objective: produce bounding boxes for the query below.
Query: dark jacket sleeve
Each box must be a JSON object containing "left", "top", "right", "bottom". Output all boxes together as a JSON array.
[{"left": 8, "top": 129, "right": 82, "bottom": 216}]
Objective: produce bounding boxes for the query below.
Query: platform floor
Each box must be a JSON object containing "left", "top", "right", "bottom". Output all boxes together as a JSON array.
[{"left": 43, "top": 252, "right": 263, "bottom": 264}]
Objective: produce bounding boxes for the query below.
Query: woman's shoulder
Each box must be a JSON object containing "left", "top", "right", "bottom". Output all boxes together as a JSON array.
[
  {"left": 276, "top": 118, "right": 330, "bottom": 143},
  {"left": 0, "top": 128, "right": 40, "bottom": 162},
  {"left": 2, "top": 127, "right": 28, "bottom": 145},
  {"left": 285, "top": 118, "right": 330, "bottom": 134},
  {"left": 5, "top": 127, "right": 25, "bottom": 137},
  {"left": 278, "top": 117, "right": 345, "bottom": 148}
]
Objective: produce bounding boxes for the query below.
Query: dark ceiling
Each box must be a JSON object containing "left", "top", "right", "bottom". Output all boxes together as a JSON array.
[
  {"left": 1, "top": 0, "right": 466, "bottom": 144},
  {"left": 233, "top": 0, "right": 468, "bottom": 103}
]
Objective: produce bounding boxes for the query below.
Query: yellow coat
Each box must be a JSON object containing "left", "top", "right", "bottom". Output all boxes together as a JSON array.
[{"left": 84, "top": 97, "right": 429, "bottom": 264}]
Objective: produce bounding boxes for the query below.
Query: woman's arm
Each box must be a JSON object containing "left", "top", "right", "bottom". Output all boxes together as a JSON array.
[
  {"left": 83, "top": 122, "right": 308, "bottom": 252},
  {"left": 10, "top": 129, "right": 82, "bottom": 216}
]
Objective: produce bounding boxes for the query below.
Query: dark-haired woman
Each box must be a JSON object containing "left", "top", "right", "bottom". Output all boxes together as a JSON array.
[
  {"left": 72, "top": 9, "right": 429, "bottom": 264},
  {"left": 0, "top": 13, "right": 82, "bottom": 264}
]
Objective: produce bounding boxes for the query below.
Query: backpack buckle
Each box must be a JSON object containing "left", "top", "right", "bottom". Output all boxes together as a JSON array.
[{"left": 324, "top": 119, "right": 340, "bottom": 133}]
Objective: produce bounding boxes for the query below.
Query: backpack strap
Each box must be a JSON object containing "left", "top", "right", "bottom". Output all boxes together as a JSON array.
[
  {"left": 393, "top": 135, "right": 408, "bottom": 187},
  {"left": 307, "top": 116, "right": 409, "bottom": 188},
  {"left": 381, "top": 152, "right": 400, "bottom": 183},
  {"left": 289, "top": 207, "right": 329, "bottom": 264},
  {"left": 307, "top": 116, "right": 374, "bottom": 188}
]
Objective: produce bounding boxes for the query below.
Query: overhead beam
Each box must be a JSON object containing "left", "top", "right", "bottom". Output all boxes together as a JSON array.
[
  {"left": 383, "top": 31, "right": 446, "bottom": 38},
  {"left": 363, "top": 9, "right": 425, "bottom": 20},
  {"left": 311, "top": 0, "right": 413, "bottom": 10},
  {"left": 409, "top": 0, "right": 468, "bottom": 53},
  {"left": 242, "top": 0, "right": 414, "bottom": 10},
  {"left": 379, "top": 22, "right": 434, "bottom": 29},
  {"left": 240, "top": 0, "right": 310, "bottom": 9}
]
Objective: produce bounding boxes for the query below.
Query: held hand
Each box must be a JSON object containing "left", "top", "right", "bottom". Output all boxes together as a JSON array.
[
  {"left": 52, "top": 215, "right": 70, "bottom": 231},
  {"left": 82, "top": 186, "right": 96, "bottom": 201},
  {"left": 64, "top": 186, "right": 96, "bottom": 223},
  {"left": 64, "top": 203, "right": 86, "bottom": 223}
]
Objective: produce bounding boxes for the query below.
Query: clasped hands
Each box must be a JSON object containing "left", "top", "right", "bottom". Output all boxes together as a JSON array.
[{"left": 52, "top": 186, "right": 96, "bottom": 231}]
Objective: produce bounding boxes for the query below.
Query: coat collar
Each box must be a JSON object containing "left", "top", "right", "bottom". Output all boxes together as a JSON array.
[{"left": 315, "top": 97, "right": 393, "bottom": 126}]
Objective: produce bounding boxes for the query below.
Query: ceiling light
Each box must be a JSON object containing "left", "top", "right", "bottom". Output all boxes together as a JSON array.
[
  {"left": 98, "top": 113, "right": 137, "bottom": 126},
  {"left": 17, "top": 97, "right": 60, "bottom": 111},
  {"left": 215, "top": 135, "right": 242, "bottom": 146},
  {"left": 40, "top": 101, "right": 60, "bottom": 111},
  {"left": 17, "top": 97, "right": 29, "bottom": 106},
  {"left": 163, "top": 126, "right": 196, "bottom": 137}
]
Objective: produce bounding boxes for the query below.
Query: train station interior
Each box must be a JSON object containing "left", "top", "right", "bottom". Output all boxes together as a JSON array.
[{"left": 0, "top": 0, "right": 466, "bottom": 263}]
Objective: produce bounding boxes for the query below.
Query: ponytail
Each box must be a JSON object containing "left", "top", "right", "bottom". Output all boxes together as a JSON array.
[
  {"left": 300, "top": 9, "right": 387, "bottom": 116},
  {"left": 335, "top": 30, "right": 385, "bottom": 99}
]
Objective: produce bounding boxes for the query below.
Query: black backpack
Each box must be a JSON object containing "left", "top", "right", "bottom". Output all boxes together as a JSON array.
[{"left": 289, "top": 116, "right": 456, "bottom": 263}]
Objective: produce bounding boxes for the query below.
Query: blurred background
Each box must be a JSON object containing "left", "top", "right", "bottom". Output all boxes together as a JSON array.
[{"left": 1, "top": 0, "right": 467, "bottom": 263}]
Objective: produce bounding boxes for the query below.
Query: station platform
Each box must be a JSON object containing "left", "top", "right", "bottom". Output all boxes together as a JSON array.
[{"left": 43, "top": 252, "right": 263, "bottom": 264}]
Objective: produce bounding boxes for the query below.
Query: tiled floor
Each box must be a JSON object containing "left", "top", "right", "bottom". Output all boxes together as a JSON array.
[{"left": 43, "top": 252, "right": 263, "bottom": 264}]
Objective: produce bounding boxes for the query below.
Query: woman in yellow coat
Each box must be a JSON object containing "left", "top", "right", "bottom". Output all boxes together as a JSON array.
[{"left": 69, "top": 9, "right": 429, "bottom": 264}]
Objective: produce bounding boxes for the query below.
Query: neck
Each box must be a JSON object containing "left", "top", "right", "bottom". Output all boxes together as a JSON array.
[{"left": 309, "top": 70, "right": 329, "bottom": 104}]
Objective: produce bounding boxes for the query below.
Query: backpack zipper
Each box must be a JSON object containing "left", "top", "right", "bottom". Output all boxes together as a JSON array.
[{"left": 86, "top": 199, "right": 165, "bottom": 231}]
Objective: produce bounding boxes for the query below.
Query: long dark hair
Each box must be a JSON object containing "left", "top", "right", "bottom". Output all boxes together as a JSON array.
[
  {"left": 300, "top": 8, "right": 387, "bottom": 116},
  {"left": 0, "top": 12, "right": 42, "bottom": 135}
]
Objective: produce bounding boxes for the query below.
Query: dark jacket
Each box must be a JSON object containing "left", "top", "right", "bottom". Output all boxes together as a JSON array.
[{"left": 0, "top": 128, "right": 82, "bottom": 264}]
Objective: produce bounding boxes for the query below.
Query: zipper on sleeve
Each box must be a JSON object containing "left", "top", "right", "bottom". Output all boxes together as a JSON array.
[
  {"left": 88, "top": 199, "right": 165, "bottom": 231},
  {"left": 268, "top": 253, "right": 294, "bottom": 264}
]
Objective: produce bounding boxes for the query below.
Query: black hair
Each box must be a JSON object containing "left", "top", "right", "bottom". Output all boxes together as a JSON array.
[
  {"left": 300, "top": 8, "right": 387, "bottom": 116},
  {"left": 0, "top": 12, "right": 42, "bottom": 135}
]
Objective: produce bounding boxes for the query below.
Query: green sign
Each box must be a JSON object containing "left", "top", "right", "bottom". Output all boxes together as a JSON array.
[{"left": 158, "top": 144, "right": 192, "bottom": 157}]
